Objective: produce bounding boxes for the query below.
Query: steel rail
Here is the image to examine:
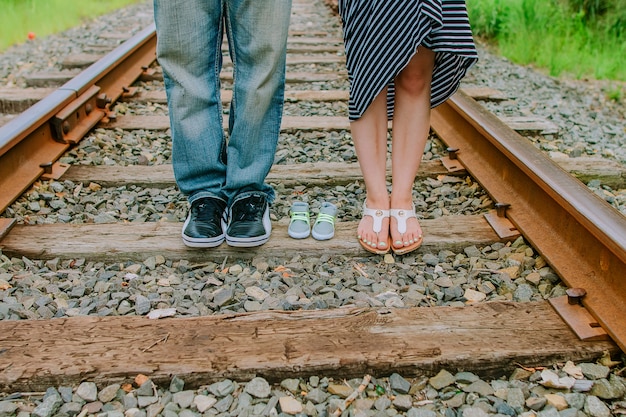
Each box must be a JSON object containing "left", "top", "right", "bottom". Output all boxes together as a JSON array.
[
  {"left": 431, "top": 91, "right": 626, "bottom": 352},
  {"left": 0, "top": 24, "right": 157, "bottom": 214}
]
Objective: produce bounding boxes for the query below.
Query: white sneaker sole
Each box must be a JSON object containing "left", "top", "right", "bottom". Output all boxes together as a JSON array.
[{"left": 181, "top": 215, "right": 226, "bottom": 248}]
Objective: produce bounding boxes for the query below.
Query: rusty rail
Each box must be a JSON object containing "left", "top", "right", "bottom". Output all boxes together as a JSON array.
[
  {"left": 431, "top": 91, "right": 626, "bottom": 352},
  {"left": 0, "top": 24, "right": 157, "bottom": 214}
]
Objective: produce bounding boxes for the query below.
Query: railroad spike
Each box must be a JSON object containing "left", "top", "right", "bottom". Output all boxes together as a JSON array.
[
  {"left": 566, "top": 288, "right": 587, "bottom": 305},
  {"left": 494, "top": 202, "right": 510, "bottom": 217},
  {"left": 39, "top": 161, "right": 53, "bottom": 174},
  {"left": 446, "top": 147, "right": 459, "bottom": 159}
]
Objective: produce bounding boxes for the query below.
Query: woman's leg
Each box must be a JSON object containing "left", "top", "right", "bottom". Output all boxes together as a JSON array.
[
  {"left": 390, "top": 46, "right": 435, "bottom": 250},
  {"left": 351, "top": 88, "right": 391, "bottom": 251}
]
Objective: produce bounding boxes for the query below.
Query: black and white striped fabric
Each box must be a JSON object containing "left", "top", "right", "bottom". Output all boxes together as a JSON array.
[{"left": 338, "top": 0, "right": 479, "bottom": 121}]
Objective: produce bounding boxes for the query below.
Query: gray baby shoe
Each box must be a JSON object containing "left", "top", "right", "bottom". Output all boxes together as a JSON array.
[
  {"left": 312, "top": 202, "right": 337, "bottom": 240},
  {"left": 288, "top": 201, "right": 310, "bottom": 239}
]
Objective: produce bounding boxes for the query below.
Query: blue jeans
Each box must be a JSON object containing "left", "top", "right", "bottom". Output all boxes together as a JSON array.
[{"left": 154, "top": 0, "right": 292, "bottom": 205}]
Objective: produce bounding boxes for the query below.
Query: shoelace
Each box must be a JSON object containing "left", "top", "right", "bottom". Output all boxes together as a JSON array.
[
  {"left": 194, "top": 201, "right": 223, "bottom": 222},
  {"left": 314, "top": 212, "right": 335, "bottom": 226},
  {"left": 232, "top": 197, "right": 264, "bottom": 221},
  {"left": 290, "top": 211, "right": 310, "bottom": 224}
]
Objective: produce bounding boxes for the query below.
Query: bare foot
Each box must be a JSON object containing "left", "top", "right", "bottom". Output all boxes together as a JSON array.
[
  {"left": 358, "top": 197, "right": 390, "bottom": 253},
  {"left": 390, "top": 197, "right": 423, "bottom": 252}
]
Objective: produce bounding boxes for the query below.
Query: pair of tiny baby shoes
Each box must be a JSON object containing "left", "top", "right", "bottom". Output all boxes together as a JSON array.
[{"left": 288, "top": 201, "right": 337, "bottom": 240}]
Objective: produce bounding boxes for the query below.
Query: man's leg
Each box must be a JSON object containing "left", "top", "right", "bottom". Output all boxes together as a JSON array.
[
  {"left": 154, "top": 0, "right": 227, "bottom": 202},
  {"left": 223, "top": 0, "right": 292, "bottom": 246},
  {"left": 222, "top": 0, "right": 291, "bottom": 203},
  {"left": 154, "top": 0, "right": 229, "bottom": 247}
]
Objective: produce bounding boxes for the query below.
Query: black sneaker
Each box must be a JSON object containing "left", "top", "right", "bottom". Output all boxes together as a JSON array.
[
  {"left": 182, "top": 197, "right": 227, "bottom": 248},
  {"left": 225, "top": 193, "right": 271, "bottom": 247}
]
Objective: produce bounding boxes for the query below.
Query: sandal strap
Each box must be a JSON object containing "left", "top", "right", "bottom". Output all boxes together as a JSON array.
[
  {"left": 390, "top": 207, "right": 417, "bottom": 234},
  {"left": 363, "top": 204, "right": 389, "bottom": 234}
]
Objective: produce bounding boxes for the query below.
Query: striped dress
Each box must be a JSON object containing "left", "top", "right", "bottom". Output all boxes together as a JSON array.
[{"left": 338, "top": 0, "right": 479, "bottom": 121}]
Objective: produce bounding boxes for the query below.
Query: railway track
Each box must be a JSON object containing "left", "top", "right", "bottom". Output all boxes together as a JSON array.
[{"left": 0, "top": 0, "right": 624, "bottom": 396}]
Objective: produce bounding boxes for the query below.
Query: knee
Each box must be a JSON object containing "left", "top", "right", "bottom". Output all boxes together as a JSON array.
[{"left": 395, "top": 69, "right": 430, "bottom": 96}]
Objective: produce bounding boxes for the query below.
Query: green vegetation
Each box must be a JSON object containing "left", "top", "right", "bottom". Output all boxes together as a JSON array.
[
  {"left": 0, "top": 0, "right": 144, "bottom": 52},
  {"left": 467, "top": 0, "right": 626, "bottom": 84}
]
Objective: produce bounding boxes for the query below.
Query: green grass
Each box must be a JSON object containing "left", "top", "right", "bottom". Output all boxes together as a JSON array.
[
  {"left": 467, "top": 0, "right": 626, "bottom": 82},
  {"left": 0, "top": 0, "right": 145, "bottom": 52}
]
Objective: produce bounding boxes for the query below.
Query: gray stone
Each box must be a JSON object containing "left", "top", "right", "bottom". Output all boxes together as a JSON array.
[
  {"left": 213, "top": 395, "right": 234, "bottom": 413},
  {"left": 455, "top": 372, "right": 479, "bottom": 384},
  {"left": 208, "top": 380, "right": 235, "bottom": 397},
  {"left": 33, "top": 395, "right": 63, "bottom": 417},
  {"left": 422, "top": 254, "right": 439, "bottom": 266},
  {"left": 374, "top": 396, "right": 392, "bottom": 411},
  {"left": 213, "top": 287, "right": 234, "bottom": 307},
  {"left": 245, "top": 377, "right": 271, "bottom": 398},
  {"left": 280, "top": 378, "right": 301, "bottom": 394},
  {"left": 464, "top": 246, "right": 482, "bottom": 258},
  {"left": 179, "top": 409, "right": 199, "bottom": 417},
  {"left": 506, "top": 387, "right": 525, "bottom": 412},
  {"left": 407, "top": 409, "right": 437, "bottom": 417},
  {"left": 173, "top": 390, "right": 195, "bottom": 409},
  {"left": 462, "top": 380, "right": 494, "bottom": 396},
  {"left": 392, "top": 395, "right": 412, "bottom": 411},
  {"left": 579, "top": 363, "right": 610, "bottom": 380},
  {"left": 303, "top": 400, "right": 318, "bottom": 416},
  {"left": 98, "top": 384, "right": 121, "bottom": 403},
  {"left": 558, "top": 408, "right": 579, "bottom": 417},
  {"left": 134, "top": 294, "right": 151, "bottom": 315},
  {"left": 146, "top": 403, "right": 164, "bottom": 417},
  {"left": 588, "top": 378, "right": 616, "bottom": 399},
  {"left": 496, "top": 401, "right": 517, "bottom": 416},
  {"left": 137, "top": 396, "right": 158, "bottom": 408},
  {"left": 353, "top": 399, "right": 374, "bottom": 411},
  {"left": 389, "top": 373, "right": 411, "bottom": 394},
  {"left": 445, "top": 392, "right": 465, "bottom": 408},
  {"left": 537, "top": 408, "right": 561, "bottom": 417},
  {"left": 261, "top": 396, "right": 280, "bottom": 416},
  {"left": 135, "top": 380, "right": 154, "bottom": 397},
  {"left": 103, "top": 401, "right": 125, "bottom": 413},
  {"left": 169, "top": 376, "right": 185, "bottom": 393},
  {"left": 584, "top": 396, "right": 611, "bottom": 417},
  {"left": 564, "top": 393, "right": 585, "bottom": 410},
  {"left": 124, "top": 408, "right": 146, "bottom": 417},
  {"left": 429, "top": 369, "right": 456, "bottom": 390},
  {"left": 76, "top": 382, "right": 98, "bottom": 402},
  {"left": 526, "top": 396, "right": 547, "bottom": 411},
  {"left": 306, "top": 388, "right": 329, "bottom": 404},
  {"left": 513, "top": 284, "right": 534, "bottom": 301},
  {"left": 123, "top": 393, "right": 138, "bottom": 410},
  {"left": 58, "top": 402, "right": 83, "bottom": 416},
  {"left": 236, "top": 391, "right": 253, "bottom": 409},
  {"left": 0, "top": 401, "right": 19, "bottom": 415},
  {"left": 194, "top": 395, "right": 217, "bottom": 413}
]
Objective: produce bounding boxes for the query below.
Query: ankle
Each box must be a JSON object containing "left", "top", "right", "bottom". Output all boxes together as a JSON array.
[
  {"left": 390, "top": 194, "right": 413, "bottom": 209},
  {"left": 365, "top": 195, "right": 390, "bottom": 209}
]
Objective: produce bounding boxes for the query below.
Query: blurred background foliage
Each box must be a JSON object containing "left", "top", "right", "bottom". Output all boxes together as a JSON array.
[
  {"left": 0, "top": 0, "right": 143, "bottom": 52},
  {"left": 467, "top": 0, "right": 626, "bottom": 83}
]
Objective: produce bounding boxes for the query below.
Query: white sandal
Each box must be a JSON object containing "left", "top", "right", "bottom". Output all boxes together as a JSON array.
[
  {"left": 359, "top": 203, "right": 391, "bottom": 255},
  {"left": 390, "top": 205, "right": 423, "bottom": 255}
]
